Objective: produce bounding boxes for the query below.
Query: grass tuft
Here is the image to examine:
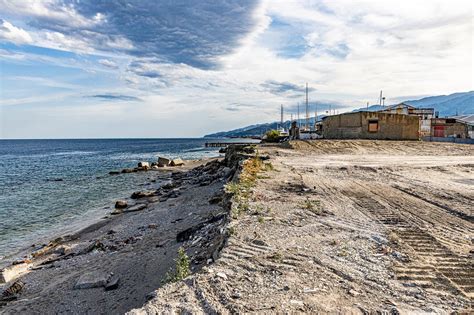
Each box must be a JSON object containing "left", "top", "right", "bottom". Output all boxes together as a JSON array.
[
  {"left": 163, "top": 247, "right": 190, "bottom": 284},
  {"left": 300, "top": 198, "right": 322, "bottom": 214},
  {"left": 225, "top": 155, "right": 268, "bottom": 218}
]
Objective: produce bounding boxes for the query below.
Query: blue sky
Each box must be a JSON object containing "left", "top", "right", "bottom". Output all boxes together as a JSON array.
[{"left": 0, "top": 0, "right": 472, "bottom": 138}]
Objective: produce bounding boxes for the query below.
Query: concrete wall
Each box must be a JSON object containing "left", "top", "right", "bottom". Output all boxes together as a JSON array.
[{"left": 323, "top": 112, "right": 420, "bottom": 140}]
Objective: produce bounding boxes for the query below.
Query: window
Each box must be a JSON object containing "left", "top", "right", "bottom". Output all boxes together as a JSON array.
[{"left": 368, "top": 120, "right": 378, "bottom": 132}]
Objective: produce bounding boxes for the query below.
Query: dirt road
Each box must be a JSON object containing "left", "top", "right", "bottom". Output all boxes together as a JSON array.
[{"left": 130, "top": 140, "right": 473, "bottom": 314}]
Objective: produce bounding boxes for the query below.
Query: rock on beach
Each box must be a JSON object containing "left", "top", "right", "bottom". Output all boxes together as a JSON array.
[
  {"left": 74, "top": 272, "right": 111, "bottom": 289},
  {"left": 157, "top": 157, "right": 171, "bottom": 167},
  {"left": 170, "top": 158, "right": 185, "bottom": 166},
  {"left": 115, "top": 200, "right": 128, "bottom": 209}
]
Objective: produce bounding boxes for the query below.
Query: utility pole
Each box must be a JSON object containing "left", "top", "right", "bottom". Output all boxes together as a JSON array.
[
  {"left": 280, "top": 104, "right": 284, "bottom": 130},
  {"left": 297, "top": 102, "right": 300, "bottom": 128},
  {"left": 314, "top": 103, "right": 318, "bottom": 130},
  {"left": 379, "top": 90, "right": 383, "bottom": 106},
  {"left": 305, "top": 83, "right": 309, "bottom": 130},
  {"left": 367, "top": 101, "right": 369, "bottom": 110}
]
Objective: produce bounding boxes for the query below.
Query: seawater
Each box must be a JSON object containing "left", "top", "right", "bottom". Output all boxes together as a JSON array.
[{"left": 0, "top": 138, "right": 254, "bottom": 258}]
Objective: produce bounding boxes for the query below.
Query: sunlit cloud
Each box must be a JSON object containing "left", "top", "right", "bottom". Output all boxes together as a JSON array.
[{"left": 0, "top": 0, "right": 472, "bottom": 138}]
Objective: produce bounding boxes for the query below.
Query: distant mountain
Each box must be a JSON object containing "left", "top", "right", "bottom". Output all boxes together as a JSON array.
[
  {"left": 404, "top": 91, "right": 473, "bottom": 116},
  {"left": 204, "top": 116, "right": 324, "bottom": 138},
  {"left": 354, "top": 91, "right": 474, "bottom": 116},
  {"left": 205, "top": 91, "right": 473, "bottom": 138}
]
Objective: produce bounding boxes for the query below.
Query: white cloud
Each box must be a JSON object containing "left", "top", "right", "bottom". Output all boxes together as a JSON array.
[
  {"left": 0, "top": 19, "right": 32, "bottom": 44},
  {"left": 0, "top": 0, "right": 104, "bottom": 28},
  {"left": 1, "top": 0, "right": 472, "bottom": 138},
  {"left": 98, "top": 59, "right": 118, "bottom": 69}
]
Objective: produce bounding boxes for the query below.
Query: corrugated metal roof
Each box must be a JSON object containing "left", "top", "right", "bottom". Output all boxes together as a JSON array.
[{"left": 451, "top": 114, "right": 474, "bottom": 124}]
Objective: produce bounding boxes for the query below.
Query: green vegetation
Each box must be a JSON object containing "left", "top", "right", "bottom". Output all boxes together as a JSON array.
[
  {"left": 269, "top": 251, "right": 283, "bottom": 262},
  {"left": 163, "top": 247, "right": 190, "bottom": 284},
  {"left": 264, "top": 129, "right": 281, "bottom": 143},
  {"left": 337, "top": 246, "right": 349, "bottom": 257},
  {"left": 225, "top": 155, "right": 265, "bottom": 218},
  {"left": 388, "top": 232, "right": 400, "bottom": 245},
  {"left": 263, "top": 162, "right": 274, "bottom": 171},
  {"left": 258, "top": 216, "right": 265, "bottom": 223},
  {"left": 253, "top": 204, "right": 265, "bottom": 215},
  {"left": 300, "top": 198, "right": 322, "bottom": 214}
]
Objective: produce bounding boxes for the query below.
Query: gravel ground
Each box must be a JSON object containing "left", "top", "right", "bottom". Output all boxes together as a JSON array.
[{"left": 129, "top": 140, "right": 473, "bottom": 314}]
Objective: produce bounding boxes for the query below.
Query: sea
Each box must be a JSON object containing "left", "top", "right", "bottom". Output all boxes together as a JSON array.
[{"left": 0, "top": 138, "right": 256, "bottom": 259}]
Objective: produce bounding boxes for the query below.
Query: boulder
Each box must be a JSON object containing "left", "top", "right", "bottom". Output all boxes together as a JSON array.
[
  {"left": 157, "top": 157, "right": 171, "bottom": 167},
  {"left": 74, "top": 272, "right": 110, "bottom": 289},
  {"left": 124, "top": 204, "right": 147, "bottom": 212},
  {"left": 110, "top": 208, "right": 123, "bottom": 215},
  {"left": 115, "top": 200, "right": 128, "bottom": 209},
  {"left": 137, "top": 161, "right": 150, "bottom": 169},
  {"left": 0, "top": 264, "right": 29, "bottom": 284},
  {"left": 2, "top": 280, "right": 24, "bottom": 297},
  {"left": 80, "top": 240, "right": 106, "bottom": 254},
  {"left": 131, "top": 191, "right": 155, "bottom": 199},
  {"left": 121, "top": 168, "right": 133, "bottom": 174},
  {"left": 170, "top": 158, "right": 185, "bottom": 167},
  {"left": 104, "top": 275, "right": 120, "bottom": 291},
  {"left": 53, "top": 245, "right": 71, "bottom": 256}
]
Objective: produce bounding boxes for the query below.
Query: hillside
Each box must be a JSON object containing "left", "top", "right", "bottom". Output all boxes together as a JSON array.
[{"left": 205, "top": 91, "right": 473, "bottom": 138}]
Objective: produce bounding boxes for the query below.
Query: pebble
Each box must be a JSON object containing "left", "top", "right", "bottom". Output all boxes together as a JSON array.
[
  {"left": 216, "top": 272, "right": 227, "bottom": 280},
  {"left": 289, "top": 300, "right": 304, "bottom": 307}
]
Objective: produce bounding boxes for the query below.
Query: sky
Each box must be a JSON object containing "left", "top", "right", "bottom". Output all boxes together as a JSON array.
[{"left": 0, "top": 0, "right": 473, "bottom": 138}]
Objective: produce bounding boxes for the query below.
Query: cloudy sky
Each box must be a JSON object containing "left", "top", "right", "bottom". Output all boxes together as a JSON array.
[{"left": 0, "top": 0, "right": 472, "bottom": 138}]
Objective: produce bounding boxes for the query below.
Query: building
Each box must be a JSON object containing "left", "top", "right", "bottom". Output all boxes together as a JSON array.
[
  {"left": 451, "top": 115, "right": 474, "bottom": 138},
  {"left": 322, "top": 111, "right": 420, "bottom": 140},
  {"left": 430, "top": 118, "right": 470, "bottom": 138},
  {"left": 289, "top": 121, "right": 300, "bottom": 140},
  {"left": 379, "top": 103, "right": 434, "bottom": 137}
]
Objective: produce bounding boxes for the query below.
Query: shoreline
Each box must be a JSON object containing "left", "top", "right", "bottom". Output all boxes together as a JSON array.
[
  {"left": 0, "top": 150, "right": 244, "bottom": 313},
  {"left": 0, "top": 157, "right": 217, "bottom": 269}
]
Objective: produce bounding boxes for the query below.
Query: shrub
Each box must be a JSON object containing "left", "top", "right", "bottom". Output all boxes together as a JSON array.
[{"left": 265, "top": 130, "right": 281, "bottom": 143}]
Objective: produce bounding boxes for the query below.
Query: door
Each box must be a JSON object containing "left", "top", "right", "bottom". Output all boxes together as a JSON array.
[{"left": 434, "top": 125, "right": 444, "bottom": 137}]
